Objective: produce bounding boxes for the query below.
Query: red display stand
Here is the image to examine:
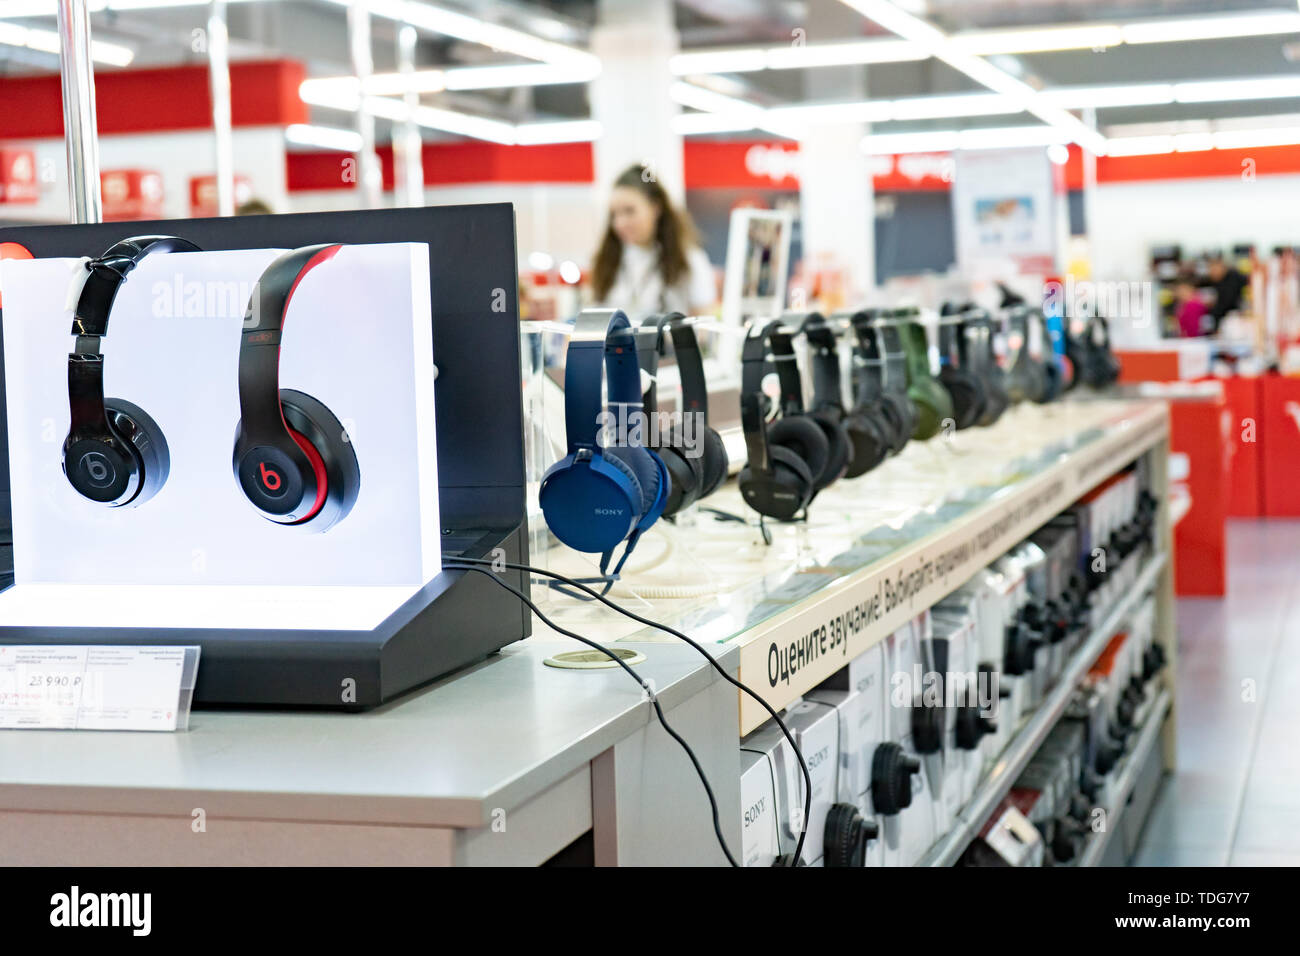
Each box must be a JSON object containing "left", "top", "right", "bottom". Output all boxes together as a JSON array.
[
  {"left": 1169, "top": 392, "right": 1230, "bottom": 596},
  {"left": 1220, "top": 376, "right": 1264, "bottom": 517},
  {"left": 1260, "top": 374, "right": 1300, "bottom": 516}
]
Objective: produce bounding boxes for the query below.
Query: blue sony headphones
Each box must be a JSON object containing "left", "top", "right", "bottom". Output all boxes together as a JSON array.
[{"left": 540, "top": 309, "right": 669, "bottom": 574}]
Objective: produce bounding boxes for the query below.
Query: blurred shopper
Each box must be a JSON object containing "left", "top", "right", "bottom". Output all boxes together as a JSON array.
[
  {"left": 590, "top": 164, "right": 716, "bottom": 320},
  {"left": 1206, "top": 254, "right": 1247, "bottom": 331},
  {"left": 1175, "top": 280, "right": 1210, "bottom": 337},
  {"left": 236, "top": 198, "right": 274, "bottom": 216}
]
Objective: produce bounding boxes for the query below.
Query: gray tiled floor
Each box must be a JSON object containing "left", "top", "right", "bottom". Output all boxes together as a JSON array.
[{"left": 1132, "top": 520, "right": 1300, "bottom": 866}]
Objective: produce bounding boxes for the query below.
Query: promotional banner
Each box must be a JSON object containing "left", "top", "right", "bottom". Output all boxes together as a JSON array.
[{"left": 951, "top": 147, "right": 1060, "bottom": 278}]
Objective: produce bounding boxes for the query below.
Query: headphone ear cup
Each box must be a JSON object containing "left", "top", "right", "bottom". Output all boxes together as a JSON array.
[
  {"left": 541, "top": 451, "right": 642, "bottom": 552},
  {"left": 698, "top": 425, "right": 730, "bottom": 498},
  {"left": 769, "top": 415, "right": 832, "bottom": 493},
  {"left": 738, "top": 443, "right": 815, "bottom": 520},
  {"left": 604, "top": 445, "right": 665, "bottom": 526},
  {"left": 939, "top": 368, "right": 983, "bottom": 430},
  {"left": 807, "top": 408, "right": 851, "bottom": 488},
  {"left": 276, "top": 388, "right": 360, "bottom": 531},
  {"left": 876, "top": 394, "right": 910, "bottom": 453},
  {"left": 653, "top": 435, "right": 703, "bottom": 518},
  {"left": 70, "top": 398, "right": 170, "bottom": 506},
  {"left": 841, "top": 409, "right": 889, "bottom": 478}
]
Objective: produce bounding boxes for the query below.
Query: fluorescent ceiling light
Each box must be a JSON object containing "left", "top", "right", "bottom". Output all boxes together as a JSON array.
[
  {"left": 861, "top": 125, "right": 1069, "bottom": 155},
  {"left": 1040, "top": 83, "right": 1175, "bottom": 109},
  {"left": 1, "top": 0, "right": 261, "bottom": 13},
  {"left": 0, "top": 21, "right": 133, "bottom": 64},
  {"left": 764, "top": 38, "right": 922, "bottom": 68},
  {"left": 1172, "top": 133, "right": 1214, "bottom": 152},
  {"left": 300, "top": 83, "right": 597, "bottom": 146},
  {"left": 765, "top": 101, "right": 894, "bottom": 126},
  {"left": 443, "top": 61, "right": 599, "bottom": 90},
  {"left": 670, "top": 9, "right": 1300, "bottom": 76},
  {"left": 672, "top": 112, "right": 759, "bottom": 135},
  {"left": 839, "top": 0, "right": 1107, "bottom": 153},
  {"left": 299, "top": 60, "right": 598, "bottom": 101},
  {"left": 1213, "top": 125, "right": 1300, "bottom": 148},
  {"left": 1104, "top": 135, "right": 1175, "bottom": 156},
  {"left": 315, "top": 0, "right": 598, "bottom": 71},
  {"left": 670, "top": 48, "right": 769, "bottom": 75},
  {"left": 888, "top": 91, "right": 1013, "bottom": 120},
  {"left": 513, "top": 119, "right": 601, "bottom": 145},
  {"left": 1121, "top": 11, "right": 1300, "bottom": 44},
  {"left": 285, "top": 123, "right": 363, "bottom": 151},
  {"left": 862, "top": 130, "right": 958, "bottom": 154},
  {"left": 1174, "top": 77, "right": 1300, "bottom": 103},
  {"left": 949, "top": 24, "right": 1124, "bottom": 55},
  {"left": 1104, "top": 122, "right": 1300, "bottom": 154},
  {"left": 670, "top": 81, "right": 762, "bottom": 116}
]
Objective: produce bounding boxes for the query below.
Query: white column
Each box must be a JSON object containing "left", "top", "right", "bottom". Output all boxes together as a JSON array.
[
  {"left": 207, "top": 0, "right": 235, "bottom": 217},
  {"left": 589, "top": 0, "right": 683, "bottom": 204},
  {"left": 799, "top": 0, "right": 875, "bottom": 301},
  {"left": 348, "top": 0, "right": 382, "bottom": 208}
]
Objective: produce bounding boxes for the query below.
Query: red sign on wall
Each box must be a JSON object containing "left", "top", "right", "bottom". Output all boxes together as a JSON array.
[
  {"left": 189, "top": 174, "right": 253, "bottom": 217},
  {"left": 101, "top": 169, "right": 164, "bottom": 222},
  {"left": 0, "top": 149, "right": 39, "bottom": 204}
]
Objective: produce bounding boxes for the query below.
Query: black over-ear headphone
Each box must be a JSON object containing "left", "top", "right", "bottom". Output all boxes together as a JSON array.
[
  {"left": 849, "top": 310, "right": 913, "bottom": 454},
  {"left": 63, "top": 235, "right": 200, "bottom": 506},
  {"left": 936, "top": 306, "right": 987, "bottom": 430},
  {"left": 233, "top": 244, "right": 360, "bottom": 533},
  {"left": 958, "top": 308, "right": 1009, "bottom": 426},
  {"left": 738, "top": 320, "right": 830, "bottom": 520},
  {"left": 802, "top": 313, "right": 888, "bottom": 479},
  {"left": 637, "top": 312, "right": 729, "bottom": 517}
]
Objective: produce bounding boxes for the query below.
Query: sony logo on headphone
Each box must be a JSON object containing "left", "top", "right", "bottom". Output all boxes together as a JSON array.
[{"left": 594, "top": 507, "right": 625, "bottom": 517}]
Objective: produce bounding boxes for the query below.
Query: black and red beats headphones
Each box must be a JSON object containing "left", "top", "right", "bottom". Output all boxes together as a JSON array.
[
  {"left": 64, "top": 235, "right": 200, "bottom": 506},
  {"left": 233, "top": 244, "right": 360, "bottom": 532}
]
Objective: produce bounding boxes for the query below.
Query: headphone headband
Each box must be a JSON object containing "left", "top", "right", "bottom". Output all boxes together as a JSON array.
[
  {"left": 638, "top": 312, "right": 711, "bottom": 421},
  {"left": 237, "top": 244, "right": 343, "bottom": 448},
  {"left": 741, "top": 319, "right": 804, "bottom": 476},
  {"left": 564, "top": 308, "right": 642, "bottom": 455},
  {"left": 72, "top": 235, "right": 202, "bottom": 340},
  {"left": 797, "top": 312, "right": 844, "bottom": 412}
]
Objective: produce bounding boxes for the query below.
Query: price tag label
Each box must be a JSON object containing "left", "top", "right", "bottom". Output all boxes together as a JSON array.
[{"left": 0, "top": 645, "right": 200, "bottom": 731}]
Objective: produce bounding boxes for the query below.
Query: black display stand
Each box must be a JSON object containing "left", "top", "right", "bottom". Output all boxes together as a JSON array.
[{"left": 0, "top": 204, "right": 531, "bottom": 708}]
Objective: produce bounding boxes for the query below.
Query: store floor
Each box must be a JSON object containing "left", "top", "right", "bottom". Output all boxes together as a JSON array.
[{"left": 1133, "top": 519, "right": 1300, "bottom": 866}]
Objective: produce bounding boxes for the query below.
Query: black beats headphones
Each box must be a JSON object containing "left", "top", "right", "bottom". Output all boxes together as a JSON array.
[
  {"left": 936, "top": 305, "right": 987, "bottom": 431},
  {"left": 738, "top": 320, "right": 831, "bottom": 521},
  {"left": 233, "top": 244, "right": 360, "bottom": 532},
  {"left": 636, "top": 312, "right": 729, "bottom": 517},
  {"left": 801, "top": 313, "right": 888, "bottom": 479},
  {"left": 63, "top": 235, "right": 200, "bottom": 506}
]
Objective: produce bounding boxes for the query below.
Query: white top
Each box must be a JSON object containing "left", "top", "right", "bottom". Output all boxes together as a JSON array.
[{"left": 598, "top": 243, "right": 717, "bottom": 321}]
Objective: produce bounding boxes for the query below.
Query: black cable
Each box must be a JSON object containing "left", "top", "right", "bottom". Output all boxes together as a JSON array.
[
  {"left": 448, "top": 555, "right": 813, "bottom": 866},
  {"left": 452, "top": 564, "right": 740, "bottom": 867}
]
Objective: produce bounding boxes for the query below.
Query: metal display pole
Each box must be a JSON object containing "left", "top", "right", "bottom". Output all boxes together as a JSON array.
[
  {"left": 56, "top": 0, "right": 103, "bottom": 224},
  {"left": 394, "top": 24, "right": 425, "bottom": 208},
  {"left": 208, "top": 0, "right": 236, "bottom": 217},
  {"left": 348, "top": 0, "right": 383, "bottom": 208}
]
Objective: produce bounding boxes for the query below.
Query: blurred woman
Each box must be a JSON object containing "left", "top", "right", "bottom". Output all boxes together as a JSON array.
[{"left": 590, "top": 165, "right": 716, "bottom": 319}]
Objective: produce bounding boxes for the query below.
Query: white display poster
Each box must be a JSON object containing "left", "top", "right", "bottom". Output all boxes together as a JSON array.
[
  {"left": 721, "top": 206, "right": 794, "bottom": 328},
  {"left": 0, "top": 242, "right": 438, "bottom": 631},
  {"left": 951, "top": 147, "right": 1060, "bottom": 278}
]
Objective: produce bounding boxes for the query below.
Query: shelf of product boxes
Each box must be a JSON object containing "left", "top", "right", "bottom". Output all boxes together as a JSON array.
[
  {"left": 564, "top": 400, "right": 1170, "bottom": 733},
  {"left": 917, "top": 552, "right": 1168, "bottom": 867},
  {"left": 1078, "top": 687, "right": 1173, "bottom": 868}
]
